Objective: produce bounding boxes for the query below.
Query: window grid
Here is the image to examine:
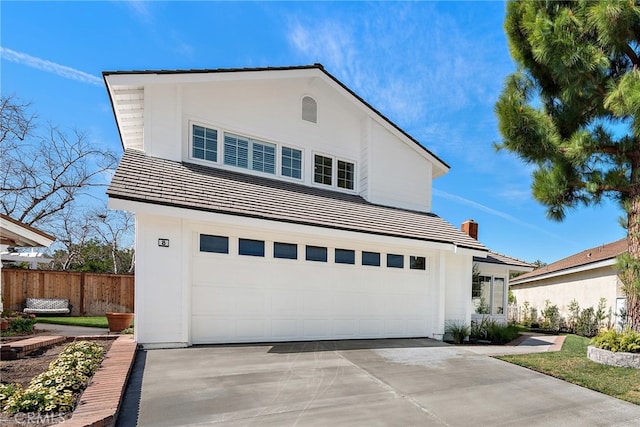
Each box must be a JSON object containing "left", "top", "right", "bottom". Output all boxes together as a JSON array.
[
  {"left": 282, "top": 147, "right": 302, "bottom": 179},
  {"left": 314, "top": 155, "right": 332, "bottom": 185},
  {"left": 192, "top": 125, "right": 218, "bottom": 162},
  {"left": 337, "top": 160, "right": 355, "bottom": 190}
]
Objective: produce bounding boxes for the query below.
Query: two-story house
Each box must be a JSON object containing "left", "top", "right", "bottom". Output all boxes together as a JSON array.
[{"left": 105, "top": 64, "right": 489, "bottom": 348}]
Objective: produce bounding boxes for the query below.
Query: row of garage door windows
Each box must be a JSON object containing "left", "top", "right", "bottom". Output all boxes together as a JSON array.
[{"left": 200, "top": 234, "right": 427, "bottom": 270}]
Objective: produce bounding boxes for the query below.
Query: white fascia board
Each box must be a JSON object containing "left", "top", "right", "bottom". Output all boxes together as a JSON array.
[
  {"left": 454, "top": 246, "right": 488, "bottom": 258},
  {"left": 109, "top": 197, "right": 460, "bottom": 253},
  {"left": 475, "top": 261, "right": 533, "bottom": 273},
  {"left": 510, "top": 258, "right": 617, "bottom": 286},
  {"left": 0, "top": 218, "right": 55, "bottom": 248}
]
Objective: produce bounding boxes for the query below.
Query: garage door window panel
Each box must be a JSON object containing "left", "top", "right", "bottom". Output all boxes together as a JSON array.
[
  {"left": 362, "top": 251, "right": 380, "bottom": 266},
  {"left": 200, "top": 235, "right": 229, "bottom": 254},
  {"left": 274, "top": 242, "right": 297, "bottom": 259},
  {"left": 387, "top": 254, "right": 404, "bottom": 268},
  {"left": 410, "top": 256, "right": 426, "bottom": 270},
  {"left": 239, "top": 239, "right": 265, "bottom": 257},
  {"left": 335, "top": 249, "right": 355, "bottom": 264},
  {"left": 306, "top": 245, "right": 327, "bottom": 262}
]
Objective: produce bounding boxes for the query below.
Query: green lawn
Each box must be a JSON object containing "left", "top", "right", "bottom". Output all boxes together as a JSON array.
[
  {"left": 36, "top": 316, "right": 109, "bottom": 329},
  {"left": 497, "top": 335, "right": 640, "bottom": 405}
]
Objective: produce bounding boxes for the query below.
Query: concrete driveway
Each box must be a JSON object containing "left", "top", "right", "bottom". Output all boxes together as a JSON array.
[{"left": 118, "top": 339, "right": 640, "bottom": 426}]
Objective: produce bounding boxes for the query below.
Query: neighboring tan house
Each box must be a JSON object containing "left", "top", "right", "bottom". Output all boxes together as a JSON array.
[
  {"left": 509, "top": 239, "right": 627, "bottom": 324},
  {"left": 104, "top": 64, "right": 493, "bottom": 348},
  {"left": 459, "top": 220, "right": 534, "bottom": 324}
]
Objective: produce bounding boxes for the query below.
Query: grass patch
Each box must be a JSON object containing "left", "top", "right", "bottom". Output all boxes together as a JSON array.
[
  {"left": 36, "top": 316, "right": 109, "bottom": 329},
  {"left": 497, "top": 335, "right": 640, "bottom": 405}
]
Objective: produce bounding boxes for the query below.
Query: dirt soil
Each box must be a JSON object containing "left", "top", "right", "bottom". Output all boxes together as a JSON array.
[{"left": 0, "top": 337, "right": 113, "bottom": 426}]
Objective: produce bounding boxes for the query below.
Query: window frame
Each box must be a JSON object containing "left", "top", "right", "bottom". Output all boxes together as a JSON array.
[
  {"left": 312, "top": 152, "right": 357, "bottom": 192},
  {"left": 305, "top": 245, "right": 328, "bottom": 262},
  {"left": 223, "top": 132, "right": 276, "bottom": 175},
  {"left": 199, "top": 234, "right": 228, "bottom": 254},
  {"left": 238, "top": 238, "right": 265, "bottom": 257},
  {"left": 274, "top": 242, "right": 298, "bottom": 260},
  {"left": 335, "top": 248, "right": 355, "bottom": 265},
  {"left": 190, "top": 122, "right": 220, "bottom": 164},
  {"left": 362, "top": 251, "right": 381, "bottom": 267},
  {"left": 281, "top": 145, "right": 303, "bottom": 180}
]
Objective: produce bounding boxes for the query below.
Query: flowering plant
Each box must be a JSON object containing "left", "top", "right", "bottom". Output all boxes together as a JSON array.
[{"left": 1, "top": 341, "right": 105, "bottom": 414}]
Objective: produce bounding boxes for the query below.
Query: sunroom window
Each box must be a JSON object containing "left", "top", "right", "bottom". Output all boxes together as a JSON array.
[
  {"left": 224, "top": 133, "right": 275, "bottom": 174},
  {"left": 472, "top": 275, "right": 505, "bottom": 315}
]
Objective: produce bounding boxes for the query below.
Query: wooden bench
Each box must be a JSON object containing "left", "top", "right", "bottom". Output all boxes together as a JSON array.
[{"left": 23, "top": 297, "right": 72, "bottom": 315}]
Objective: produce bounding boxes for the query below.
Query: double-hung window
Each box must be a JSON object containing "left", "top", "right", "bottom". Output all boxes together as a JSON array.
[
  {"left": 224, "top": 133, "right": 276, "bottom": 174},
  {"left": 337, "top": 160, "right": 354, "bottom": 190},
  {"left": 282, "top": 147, "right": 302, "bottom": 179},
  {"left": 192, "top": 125, "right": 218, "bottom": 162}
]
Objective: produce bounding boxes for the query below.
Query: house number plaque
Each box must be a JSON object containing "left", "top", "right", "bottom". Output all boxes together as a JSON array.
[{"left": 158, "top": 238, "right": 170, "bottom": 247}]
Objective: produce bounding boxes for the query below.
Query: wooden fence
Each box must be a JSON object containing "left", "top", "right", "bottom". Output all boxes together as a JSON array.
[{"left": 1, "top": 269, "right": 134, "bottom": 316}]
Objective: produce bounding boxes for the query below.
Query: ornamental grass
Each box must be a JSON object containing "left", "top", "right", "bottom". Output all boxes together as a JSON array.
[{"left": 0, "top": 341, "right": 105, "bottom": 414}]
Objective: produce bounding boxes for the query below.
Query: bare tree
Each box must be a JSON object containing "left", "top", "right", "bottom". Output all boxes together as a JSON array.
[
  {"left": 50, "top": 208, "right": 95, "bottom": 271},
  {"left": 0, "top": 95, "right": 117, "bottom": 228},
  {"left": 93, "top": 208, "right": 135, "bottom": 274}
]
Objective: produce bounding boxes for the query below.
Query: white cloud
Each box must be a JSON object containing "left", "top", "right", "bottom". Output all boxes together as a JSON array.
[
  {"left": 0, "top": 47, "right": 102, "bottom": 86},
  {"left": 432, "top": 189, "right": 567, "bottom": 241}
]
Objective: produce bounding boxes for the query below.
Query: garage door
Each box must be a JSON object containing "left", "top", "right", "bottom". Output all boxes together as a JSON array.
[{"left": 191, "top": 253, "right": 435, "bottom": 344}]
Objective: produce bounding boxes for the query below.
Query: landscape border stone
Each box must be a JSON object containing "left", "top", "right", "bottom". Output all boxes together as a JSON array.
[{"left": 587, "top": 345, "right": 640, "bottom": 369}]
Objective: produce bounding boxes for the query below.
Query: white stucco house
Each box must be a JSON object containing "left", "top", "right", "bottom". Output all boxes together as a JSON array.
[
  {"left": 104, "top": 64, "right": 494, "bottom": 348},
  {"left": 510, "top": 239, "right": 627, "bottom": 324}
]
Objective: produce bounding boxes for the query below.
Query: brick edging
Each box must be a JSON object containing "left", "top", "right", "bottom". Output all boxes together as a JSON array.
[
  {"left": 61, "top": 335, "right": 137, "bottom": 427},
  {"left": 549, "top": 335, "right": 566, "bottom": 352}
]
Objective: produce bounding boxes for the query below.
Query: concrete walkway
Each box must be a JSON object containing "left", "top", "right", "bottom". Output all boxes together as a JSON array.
[
  {"left": 35, "top": 322, "right": 111, "bottom": 337},
  {"left": 464, "top": 334, "right": 565, "bottom": 356},
  {"left": 121, "top": 338, "right": 640, "bottom": 426}
]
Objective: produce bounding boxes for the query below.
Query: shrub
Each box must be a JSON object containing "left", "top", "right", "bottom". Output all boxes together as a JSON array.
[
  {"left": 591, "top": 328, "right": 640, "bottom": 353},
  {"left": 475, "top": 296, "right": 490, "bottom": 315},
  {"left": 445, "top": 321, "right": 469, "bottom": 344},
  {"left": 1, "top": 311, "right": 37, "bottom": 335},
  {"left": 541, "top": 300, "right": 561, "bottom": 332},
  {"left": 470, "top": 318, "right": 520, "bottom": 344},
  {"left": 1, "top": 341, "right": 105, "bottom": 414}
]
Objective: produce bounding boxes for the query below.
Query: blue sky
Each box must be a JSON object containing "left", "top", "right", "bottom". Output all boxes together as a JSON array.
[{"left": 1, "top": 1, "right": 626, "bottom": 264}]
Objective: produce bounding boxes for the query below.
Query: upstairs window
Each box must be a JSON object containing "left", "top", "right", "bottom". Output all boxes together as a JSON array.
[
  {"left": 337, "top": 160, "right": 355, "bottom": 190},
  {"left": 282, "top": 147, "right": 302, "bottom": 179},
  {"left": 224, "top": 133, "right": 275, "bottom": 174},
  {"left": 302, "top": 96, "right": 317, "bottom": 123},
  {"left": 314, "top": 155, "right": 332, "bottom": 185},
  {"left": 192, "top": 125, "right": 218, "bottom": 162}
]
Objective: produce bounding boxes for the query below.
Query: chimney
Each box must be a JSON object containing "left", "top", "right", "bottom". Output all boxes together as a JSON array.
[{"left": 461, "top": 219, "right": 478, "bottom": 240}]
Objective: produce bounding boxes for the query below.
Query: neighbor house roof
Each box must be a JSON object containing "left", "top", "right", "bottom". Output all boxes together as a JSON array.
[
  {"left": 107, "top": 150, "right": 488, "bottom": 252},
  {"left": 474, "top": 251, "right": 533, "bottom": 270},
  {"left": 102, "top": 64, "right": 449, "bottom": 177},
  {"left": 0, "top": 214, "right": 56, "bottom": 247},
  {"left": 510, "top": 238, "right": 627, "bottom": 285}
]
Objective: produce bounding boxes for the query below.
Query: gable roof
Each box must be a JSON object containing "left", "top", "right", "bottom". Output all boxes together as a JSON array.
[
  {"left": 510, "top": 238, "right": 627, "bottom": 285},
  {"left": 0, "top": 214, "right": 56, "bottom": 247},
  {"left": 107, "top": 150, "right": 487, "bottom": 253},
  {"left": 102, "top": 64, "right": 449, "bottom": 177},
  {"left": 474, "top": 251, "right": 533, "bottom": 270}
]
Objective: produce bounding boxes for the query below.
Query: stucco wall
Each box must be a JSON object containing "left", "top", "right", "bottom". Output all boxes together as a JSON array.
[{"left": 510, "top": 266, "right": 623, "bottom": 321}]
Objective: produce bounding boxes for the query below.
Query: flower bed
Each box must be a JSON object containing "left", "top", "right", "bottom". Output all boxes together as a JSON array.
[{"left": 0, "top": 341, "right": 105, "bottom": 414}]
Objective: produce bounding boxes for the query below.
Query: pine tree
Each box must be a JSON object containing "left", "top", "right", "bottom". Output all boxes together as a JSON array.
[{"left": 495, "top": 0, "right": 640, "bottom": 330}]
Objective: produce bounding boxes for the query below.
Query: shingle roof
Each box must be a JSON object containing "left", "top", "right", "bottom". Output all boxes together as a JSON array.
[
  {"left": 107, "top": 150, "right": 488, "bottom": 252},
  {"left": 510, "top": 238, "right": 627, "bottom": 284},
  {"left": 474, "top": 251, "right": 533, "bottom": 269}
]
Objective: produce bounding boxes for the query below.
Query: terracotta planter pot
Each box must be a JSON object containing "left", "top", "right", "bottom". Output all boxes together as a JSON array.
[{"left": 106, "top": 312, "right": 134, "bottom": 333}]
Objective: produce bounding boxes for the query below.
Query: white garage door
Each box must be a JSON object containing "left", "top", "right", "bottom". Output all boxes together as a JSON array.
[{"left": 191, "top": 253, "right": 435, "bottom": 344}]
